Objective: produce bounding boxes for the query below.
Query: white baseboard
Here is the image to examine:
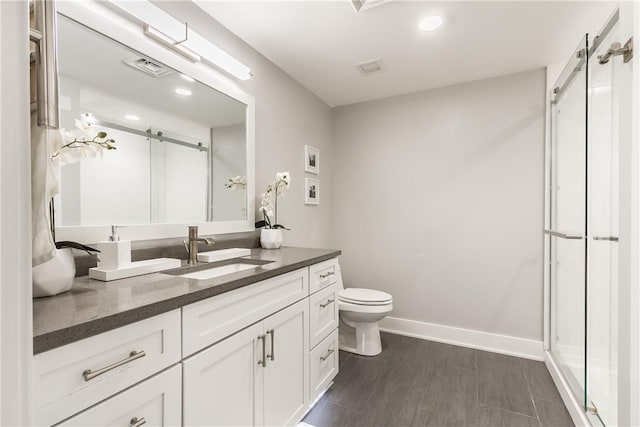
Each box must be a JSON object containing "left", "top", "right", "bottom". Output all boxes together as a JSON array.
[{"left": 379, "top": 316, "right": 544, "bottom": 361}]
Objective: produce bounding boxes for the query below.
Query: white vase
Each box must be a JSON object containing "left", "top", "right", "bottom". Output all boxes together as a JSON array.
[
  {"left": 260, "top": 229, "right": 283, "bottom": 249},
  {"left": 32, "top": 248, "right": 76, "bottom": 298}
]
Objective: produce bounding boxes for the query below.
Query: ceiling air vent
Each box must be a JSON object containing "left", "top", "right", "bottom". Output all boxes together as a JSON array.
[
  {"left": 123, "top": 57, "right": 173, "bottom": 78},
  {"left": 355, "top": 58, "right": 386, "bottom": 76}
]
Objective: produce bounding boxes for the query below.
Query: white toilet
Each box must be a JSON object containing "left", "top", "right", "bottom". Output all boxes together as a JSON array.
[{"left": 336, "top": 266, "right": 393, "bottom": 356}]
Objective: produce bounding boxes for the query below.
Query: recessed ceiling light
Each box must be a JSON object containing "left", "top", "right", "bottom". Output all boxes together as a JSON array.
[
  {"left": 175, "top": 88, "right": 192, "bottom": 96},
  {"left": 124, "top": 114, "right": 140, "bottom": 121},
  {"left": 419, "top": 16, "right": 443, "bottom": 32},
  {"left": 180, "top": 74, "right": 195, "bottom": 83}
]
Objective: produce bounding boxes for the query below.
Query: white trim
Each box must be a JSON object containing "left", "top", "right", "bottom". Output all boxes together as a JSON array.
[
  {"left": 617, "top": 3, "right": 640, "bottom": 426},
  {"left": 544, "top": 351, "right": 592, "bottom": 427},
  {"left": 379, "top": 316, "right": 544, "bottom": 361},
  {"left": 0, "top": 1, "right": 33, "bottom": 424},
  {"left": 53, "top": 0, "right": 256, "bottom": 244}
]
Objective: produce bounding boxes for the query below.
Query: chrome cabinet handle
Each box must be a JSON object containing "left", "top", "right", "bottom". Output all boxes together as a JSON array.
[
  {"left": 544, "top": 230, "right": 584, "bottom": 240},
  {"left": 258, "top": 334, "right": 267, "bottom": 367},
  {"left": 319, "top": 271, "right": 334, "bottom": 280},
  {"left": 320, "top": 298, "right": 335, "bottom": 309},
  {"left": 130, "top": 417, "right": 146, "bottom": 427},
  {"left": 266, "top": 329, "right": 275, "bottom": 361},
  {"left": 82, "top": 350, "right": 146, "bottom": 382},
  {"left": 320, "top": 348, "right": 335, "bottom": 362}
]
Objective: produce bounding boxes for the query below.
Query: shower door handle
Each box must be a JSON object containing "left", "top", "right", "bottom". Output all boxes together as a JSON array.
[
  {"left": 592, "top": 236, "right": 619, "bottom": 242},
  {"left": 544, "top": 230, "right": 584, "bottom": 240}
]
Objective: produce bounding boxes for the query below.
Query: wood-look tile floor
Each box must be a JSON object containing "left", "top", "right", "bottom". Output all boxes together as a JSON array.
[{"left": 303, "top": 332, "right": 574, "bottom": 427}]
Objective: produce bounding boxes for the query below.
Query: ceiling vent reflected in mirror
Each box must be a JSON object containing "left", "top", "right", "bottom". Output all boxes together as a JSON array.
[
  {"left": 350, "top": 0, "right": 393, "bottom": 13},
  {"left": 123, "top": 57, "right": 173, "bottom": 78},
  {"left": 355, "top": 58, "right": 386, "bottom": 76}
]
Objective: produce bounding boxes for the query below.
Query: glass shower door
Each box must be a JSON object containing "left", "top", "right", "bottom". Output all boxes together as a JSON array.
[
  {"left": 587, "top": 16, "right": 620, "bottom": 426},
  {"left": 549, "top": 36, "right": 588, "bottom": 406}
]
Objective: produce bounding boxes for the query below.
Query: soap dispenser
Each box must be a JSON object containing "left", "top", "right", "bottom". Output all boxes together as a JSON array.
[{"left": 97, "top": 225, "right": 131, "bottom": 270}]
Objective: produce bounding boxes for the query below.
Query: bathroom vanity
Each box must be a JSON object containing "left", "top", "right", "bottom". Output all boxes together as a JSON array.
[{"left": 33, "top": 248, "right": 340, "bottom": 426}]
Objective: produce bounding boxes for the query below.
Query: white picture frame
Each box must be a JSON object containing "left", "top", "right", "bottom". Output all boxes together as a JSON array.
[
  {"left": 304, "top": 145, "right": 319, "bottom": 174},
  {"left": 305, "top": 178, "right": 320, "bottom": 205}
]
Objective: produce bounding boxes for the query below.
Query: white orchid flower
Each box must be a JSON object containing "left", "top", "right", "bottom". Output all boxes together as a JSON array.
[
  {"left": 52, "top": 113, "right": 116, "bottom": 167},
  {"left": 275, "top": 171, "right": 291, "bottom": 188},
  {"left": 259, "top": 192, "right": 274, "bottom": 222},
  {"left": 225, "top": 175, "right": 247, "bottom": 190}
]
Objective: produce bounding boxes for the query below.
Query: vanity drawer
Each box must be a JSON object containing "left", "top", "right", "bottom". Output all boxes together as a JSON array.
[
  {"left": 182, "top": 268, "right": 309, "bottom": 356},
  {"left": 309, "top": 283, "right": 339, "bottom": 349},
  {"left": 309, "top": 258, "right": 339, "bottom": 294},
  {"left": 34, "top": 310, "right": 181, "bottom": 427},
  {"left": 57, "top": 365, "right": 181, "bottom": 427},
  {"left": 309, "top": 329, "right": 339, "bottom": 403}
]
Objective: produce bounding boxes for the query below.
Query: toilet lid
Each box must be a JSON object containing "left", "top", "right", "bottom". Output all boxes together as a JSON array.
[{"left": 339, "top": 288, "right": 392, "bottom": 305}]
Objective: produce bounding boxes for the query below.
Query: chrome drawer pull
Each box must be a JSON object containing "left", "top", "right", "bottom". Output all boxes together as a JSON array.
[
  {"left": 320, "top": 298, "right": 335, "bottom": 309},
  {"left": 319, "top": 272, "right": 334, "bottom": 280},
  {"left": 82, "top": 350, "right": 146, "bottom": 382},
  {"left": 130, "top": 417, "right": 146, "bottom": 427},
  {"left": 320, "top": 348, "right": 335, "bottom": 362},
  {"left": 266, "top": 329, "right": 275, "bottom": 361},
  {"left": 258, "top": 334, "right": 267, "bottom": 367}
]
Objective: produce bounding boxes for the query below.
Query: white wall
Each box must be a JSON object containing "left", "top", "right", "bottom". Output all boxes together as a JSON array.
[
  {"left": 0, "top": 1, "right": 33, "bottom": 424},
  {"left": 332, "top": 69, "right": 546, "bottom": 341},
  {"left": 154, "top": 1, "right": 334, "bottom": 249}
]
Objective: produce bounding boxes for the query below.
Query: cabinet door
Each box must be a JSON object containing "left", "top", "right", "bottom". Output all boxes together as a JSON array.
[
  {"left": 262, "top": 299, "right": 309, "bottom": 426},
  {"left": 58, "top": 365, "right": 181, "bottom": 427},
  {"left": 183, "top": 322, "right": 264, "bottom": 426}
]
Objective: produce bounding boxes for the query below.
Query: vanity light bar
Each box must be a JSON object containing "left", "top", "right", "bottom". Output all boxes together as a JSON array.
[{"left": 110, "top": 0, "right": 252, "bottom": 80}]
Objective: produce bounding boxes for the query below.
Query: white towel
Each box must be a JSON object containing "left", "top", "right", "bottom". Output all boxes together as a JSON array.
[{"left": 31, "top": 111, "right": 61, "bottom": 266}]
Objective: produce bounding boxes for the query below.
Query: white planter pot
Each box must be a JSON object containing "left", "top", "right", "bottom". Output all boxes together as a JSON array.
[
  {"left": 260, "top": 229, "right": 283, "bottom": 249},
  {"left": 33, "top": 248, "right": 76, "bottom": 298}
]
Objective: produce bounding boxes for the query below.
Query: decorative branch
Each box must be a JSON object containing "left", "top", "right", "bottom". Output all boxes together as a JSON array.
[{"left": 52, "top": 133, "right": 116, "bottom": 158}]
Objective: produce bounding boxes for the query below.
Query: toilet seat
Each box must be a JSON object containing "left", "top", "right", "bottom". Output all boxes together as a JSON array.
[{"left": 339, "top": 288, "right": 392, "bottom": 306}]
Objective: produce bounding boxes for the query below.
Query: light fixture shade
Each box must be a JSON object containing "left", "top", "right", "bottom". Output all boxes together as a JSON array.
[
  {"left": 111, "top": 0, "right": 252, "bottom": 80},
  {"left": 143, "top": 24, "right": 201, "bottom": 63}
]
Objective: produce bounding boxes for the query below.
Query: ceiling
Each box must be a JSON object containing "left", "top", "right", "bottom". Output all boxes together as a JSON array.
[{"left": 195, "top": 0, "right": 617, "bottom": 107}]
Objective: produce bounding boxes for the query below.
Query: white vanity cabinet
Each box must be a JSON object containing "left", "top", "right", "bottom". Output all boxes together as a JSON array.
[
  {"left": 33, "top": 257, "right": 340, "bottom": 427},
  {"left": 183, "top": 299, "right": 309, "bottom": 426},
  {"left": 308, "top": 257, "right": 340, "bottom": 403}
]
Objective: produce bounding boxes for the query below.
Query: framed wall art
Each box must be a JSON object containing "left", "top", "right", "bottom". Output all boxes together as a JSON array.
[
  {"left": 305, "top": 178, "right": 319, "bottom": 205},
  {"left": 304, "top": 145, "right": 319, "bottom": 174}
]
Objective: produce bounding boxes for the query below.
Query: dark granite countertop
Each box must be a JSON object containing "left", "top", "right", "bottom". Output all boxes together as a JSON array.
[{"left": 33, "top": 247, "right": 341, "bottom": 354}]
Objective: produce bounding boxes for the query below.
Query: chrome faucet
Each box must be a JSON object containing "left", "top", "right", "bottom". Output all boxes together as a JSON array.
[{"left": 183, "top": 226, "right": 215, "bottom": 265}]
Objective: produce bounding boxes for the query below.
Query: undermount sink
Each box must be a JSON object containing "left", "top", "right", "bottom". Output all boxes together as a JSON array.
[
  {"left": 180, "top": 263, "right": 259, "bottom": 280},
  {"left": 163, "top": 258, "right": 273, "bottom": 281}
]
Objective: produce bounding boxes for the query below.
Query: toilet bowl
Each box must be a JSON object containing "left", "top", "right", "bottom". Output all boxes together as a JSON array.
[{"left": 336, "top": 268, "right": 393, "bottom": 356}]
